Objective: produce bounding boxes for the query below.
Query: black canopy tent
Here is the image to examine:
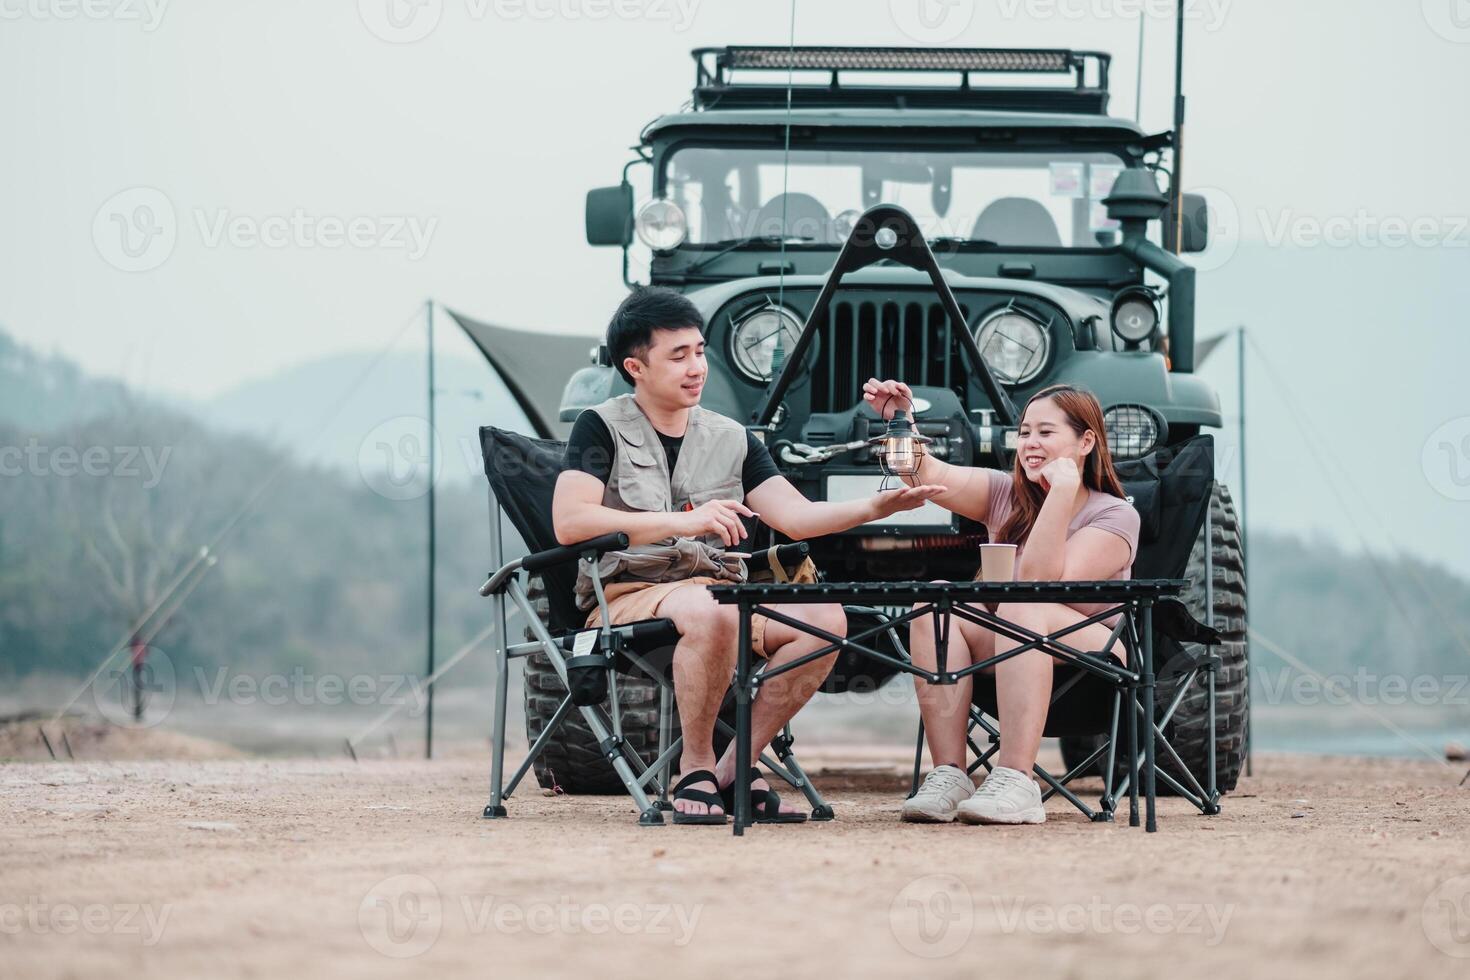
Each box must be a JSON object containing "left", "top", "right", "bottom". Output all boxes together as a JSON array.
[{"left": 447, "top": 308, "right": 599, "bottom": 440}]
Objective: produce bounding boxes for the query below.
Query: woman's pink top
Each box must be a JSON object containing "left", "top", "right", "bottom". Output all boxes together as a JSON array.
[{"left": 981, "top": 469, "right": 1141, "bottom": 628}]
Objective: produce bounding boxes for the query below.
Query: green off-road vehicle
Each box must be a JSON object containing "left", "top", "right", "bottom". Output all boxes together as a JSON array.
[{"left": 473, "top": 46, "right": 1245, "bottom": 795}]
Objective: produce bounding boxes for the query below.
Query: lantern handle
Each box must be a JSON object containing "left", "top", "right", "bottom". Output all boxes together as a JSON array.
[{"left": 875, "top": 389, "right": 914, "bottom": 421}]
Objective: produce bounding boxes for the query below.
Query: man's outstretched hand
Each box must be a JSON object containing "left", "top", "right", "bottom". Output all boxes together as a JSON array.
[{"left": 870, "top": 484, "right": 946, "bottom": 520}]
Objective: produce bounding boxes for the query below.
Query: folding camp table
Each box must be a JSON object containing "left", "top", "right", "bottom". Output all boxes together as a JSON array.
[{"left": 710, "top": 578, "right": 1187, "bottom": 836}]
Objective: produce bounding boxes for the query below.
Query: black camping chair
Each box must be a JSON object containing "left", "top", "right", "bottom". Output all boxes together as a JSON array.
[
  {"left": 477, "top": 426, "right": 832, "bottom": 826},
  {"left": 904, "top": 434, "right": 1227, "bottom": 821}
]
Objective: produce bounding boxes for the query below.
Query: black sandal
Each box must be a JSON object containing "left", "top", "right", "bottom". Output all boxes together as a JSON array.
[
  {"left": 722, "top": 768, "right": 808, "bottom": 824},
  {"left": 671, "top": 770, "right": 728, "bottom": 825}
]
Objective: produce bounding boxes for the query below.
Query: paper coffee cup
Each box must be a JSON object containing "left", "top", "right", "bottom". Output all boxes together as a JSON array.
[{"left": 979, "top": 543, "right": 1018, "bottom": 582}]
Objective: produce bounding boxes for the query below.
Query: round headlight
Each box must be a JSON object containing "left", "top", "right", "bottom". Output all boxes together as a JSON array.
[
  {"left": 635, "top": 199, "right": 687, "bottom": 251},
  {"left": 973, "top": 308, "right": 1049, "bottom": 385},
  {"left": 1103, "top": 404, "right": 1164, "bottom": 460},
  {"left": 730, "top": 304, "right": 803, "bottom": 383},
  {"left": 1111, "top": 288, "right": 1159, "bottom": 346}
]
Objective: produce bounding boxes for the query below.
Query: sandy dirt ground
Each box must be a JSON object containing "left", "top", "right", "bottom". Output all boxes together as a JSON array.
[{"left": 4, "top": 747, "right": 1469, "bottom": 979}]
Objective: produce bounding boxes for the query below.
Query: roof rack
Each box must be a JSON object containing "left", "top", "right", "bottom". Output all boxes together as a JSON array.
[{"left": 692, "top": 45, "right": 1112, "bottom": 114}]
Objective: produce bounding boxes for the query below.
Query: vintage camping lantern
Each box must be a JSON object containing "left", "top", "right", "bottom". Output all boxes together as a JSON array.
[{"left": 871, "top": 407, "right": 932, "bottom": 490}]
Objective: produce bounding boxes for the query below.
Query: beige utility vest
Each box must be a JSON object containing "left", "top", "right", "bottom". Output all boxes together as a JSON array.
[
  {"left": 572, "top": 395, "right": 749, "bottom": 607},
  {"left": 591, "top": 394, "right": 748, "bottom": 538}
]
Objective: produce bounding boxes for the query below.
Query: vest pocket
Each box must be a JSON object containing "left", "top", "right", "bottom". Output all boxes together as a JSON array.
[
  {"left": 684, "top": 476, "right": 743, "bottom": 509},
  {"left": 613, "top": 434, "right": 668, "bottom": 512}
]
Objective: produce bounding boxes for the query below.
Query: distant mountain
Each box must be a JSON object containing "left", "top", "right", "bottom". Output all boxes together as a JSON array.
[
  {"left": 0, "top": 327, "right": 539, "bottom": 487},
  {"left": 0, "top": 329, "right": 135, "bottom": 430},
  {"left": 199, "top": 350, "right": 532, "bottom": 486}
]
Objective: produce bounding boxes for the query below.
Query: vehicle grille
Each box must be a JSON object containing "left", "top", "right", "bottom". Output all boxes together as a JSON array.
[{"left": 809, "top": 295, "right": 972, "bottom": 414}]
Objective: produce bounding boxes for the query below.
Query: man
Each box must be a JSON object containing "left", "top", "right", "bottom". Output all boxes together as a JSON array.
[{"left": 555, "top": 286, "right": 942, "bottom": 825}]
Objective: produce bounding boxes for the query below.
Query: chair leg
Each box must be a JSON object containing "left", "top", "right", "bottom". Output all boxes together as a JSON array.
[
  {"left": 907, "top": 718, "right": 926, "bottom": 798},
  {"left": 770, "top": 726, "right": 833, "bottom": 820},
  {"left": 1031, "top": 762, "right": 1097, "bottom": 820},
  {"left": 1206, "top": 663, "right": 1221, "bottom": 813},
  {"left": 510, "top": 579, "right": 663, "bottom": 826},
  {"left": 656, "top": 683, "right": 674, "bottom": 810},
  {"left": 577, "top": 703, "right": 663, "bottom": 826},
  {"left": 1142, "top": 604, "right": 1158, "bottom": 833},
  {"left": 483, "top": 627, "right": 511, "bottom": 819},
  {"left": 502, "top": 693, "right": 576, "bottom": 798},
  {"left": 1127, "top": 680, "right": 1141, "bottom": 827},
  {"left": 1099, "top": 689, "right": 1122, "bottom": 820}
]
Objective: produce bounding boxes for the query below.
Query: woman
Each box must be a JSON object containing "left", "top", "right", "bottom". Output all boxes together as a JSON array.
[{"left": 862, "top": 378, "right": 1141, "bottom": 826}]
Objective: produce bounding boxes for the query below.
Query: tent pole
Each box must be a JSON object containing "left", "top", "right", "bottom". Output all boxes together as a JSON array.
[
  {"left": 1168, "top": 0, "right": 1186, "bottom": 253},
  {"left": 426, "top": 298, "right": 437, "bottom": 760},
  {"left": 1238, "top": 324, "right": 1250, "bottom": 777}
]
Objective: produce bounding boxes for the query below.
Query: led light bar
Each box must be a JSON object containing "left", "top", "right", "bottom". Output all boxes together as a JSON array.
[{"left": 723, "top": 46, "right": 1075, "bottom": 74}]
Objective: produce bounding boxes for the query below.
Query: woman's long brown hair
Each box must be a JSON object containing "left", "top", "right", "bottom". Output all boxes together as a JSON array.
[{"left": 993, "top": 384, "right": 1128, "bottom": 548}]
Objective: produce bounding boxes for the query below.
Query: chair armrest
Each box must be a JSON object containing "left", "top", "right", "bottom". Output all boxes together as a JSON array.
[
  {"left": 478, "top": 532, "right": 630, "bottom": 597},
  {"left": 523, "top": 531, "right": 630, "bottom": 573},
  {"left": 769, "top": 541, "right": 810, "bottom": 569}
]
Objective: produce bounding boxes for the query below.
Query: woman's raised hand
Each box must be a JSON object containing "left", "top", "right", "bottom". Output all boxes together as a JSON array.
[
  {"left": 862, "top": 378, "right": 914, "bottom": 421},
  {"left": 1038, "top": 457, "right": 1082, "bottom": 494}
]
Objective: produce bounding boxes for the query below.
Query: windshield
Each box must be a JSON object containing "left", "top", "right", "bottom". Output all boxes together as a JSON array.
[{"left": 666, "top": 146, "right": 1129, "bottom": 248}]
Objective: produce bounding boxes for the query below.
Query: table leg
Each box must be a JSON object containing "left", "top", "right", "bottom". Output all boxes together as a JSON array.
[
  {"left": 733, "top": 602, "right": 753, "bottom": 837},
  {"left": 1142, "top": 601, "right": 1157, "bottom": 833},
  {"left": 1127, "top": 608, "right": 1141, "bottom": 828}
]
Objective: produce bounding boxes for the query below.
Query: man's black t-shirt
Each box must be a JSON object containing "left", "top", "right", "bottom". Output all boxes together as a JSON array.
[{"left": 563, "top": 410, "right": 780, "bottom": 495}]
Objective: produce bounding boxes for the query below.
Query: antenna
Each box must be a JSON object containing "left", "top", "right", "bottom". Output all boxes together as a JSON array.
[
  {"left": 775, "top": 1, "right": 797, "bottom": 317},
  {"left": 1169, "top": 2, "right": 1187, "bottom": 253},
  {"left": 1134, "top": 12, "right": 1146, "bottom": 123}
]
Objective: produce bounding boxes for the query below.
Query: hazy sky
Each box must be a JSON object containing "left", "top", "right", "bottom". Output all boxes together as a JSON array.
[{"left": 4, "top": 0, "right": 1469, "bottom": 573}]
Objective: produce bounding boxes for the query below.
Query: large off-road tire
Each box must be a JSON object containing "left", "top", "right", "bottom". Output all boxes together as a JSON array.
[
  {"left": 1060, "top": 482, "right": 1249, "bottom": 794},
  {"left": 520, "top": 576, "right": 674, "bottom": 794}
]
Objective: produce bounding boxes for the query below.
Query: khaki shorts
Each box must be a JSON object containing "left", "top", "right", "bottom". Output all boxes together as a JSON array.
[{"left": 584, "top": 577, "right": 773, "bottom": 658}]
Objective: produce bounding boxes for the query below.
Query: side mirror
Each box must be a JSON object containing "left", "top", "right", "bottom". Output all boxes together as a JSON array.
[
  {"left": 585, "top": 183, "right": 633, "bottom": 247},
  {"left": 1178, "top": 192, "right": 1210, "bottom": 253}
]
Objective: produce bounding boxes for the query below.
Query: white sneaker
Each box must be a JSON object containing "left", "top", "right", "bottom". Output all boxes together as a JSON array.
[
  {"left": 901, "top": 765, "right": 975, "bottom": 823},
  {"left": 956, "top": 766, "right": 1046, "bottom": 825}
]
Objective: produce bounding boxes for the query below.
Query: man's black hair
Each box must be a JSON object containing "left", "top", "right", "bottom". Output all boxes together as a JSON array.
[{"left": 606, "top": 286, "right": 705, "bottom": 385}]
